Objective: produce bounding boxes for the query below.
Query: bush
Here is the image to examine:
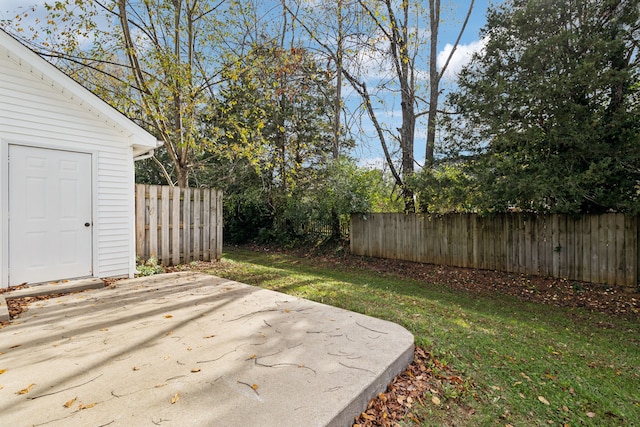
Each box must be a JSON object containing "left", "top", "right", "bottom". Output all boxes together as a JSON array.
[{"left": 136, "top": 256, "right": 165, "bottom": 276}]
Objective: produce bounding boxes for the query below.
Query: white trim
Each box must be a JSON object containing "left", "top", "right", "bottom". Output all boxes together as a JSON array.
[
  {"left": 91, "top": 150, "right": 99, "bottom": 278},
  {"left": 1, "top": 137, "right": 8, "bottom": 287},
  {"left": 127, "top": 146, "right": 137, "bottom": 278}
]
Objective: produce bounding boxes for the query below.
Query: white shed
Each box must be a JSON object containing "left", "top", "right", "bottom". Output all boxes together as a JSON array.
[{"left": 0, "top": 29, "right": 161, "bottom": 288}]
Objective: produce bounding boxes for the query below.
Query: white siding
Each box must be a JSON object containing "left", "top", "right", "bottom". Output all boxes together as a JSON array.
[{"left": 1, "top": 47, "right": 136, "bottom": 285}]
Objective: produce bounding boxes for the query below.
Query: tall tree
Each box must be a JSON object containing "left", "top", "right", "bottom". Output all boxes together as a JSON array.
[
  {"left": 6, "top": 0, "right": 236, "bottom": 187},
  {"left": 425, "top": 0, "right": 474, "bottom": 168},
  {"left": 210, "top": 40, "right": 354, "bottom": 239},
  {"left": 284, "top": 0, "right": 473, "bottom": 213},
  {"left": 448, "top": 0, "right": 640, "bottom": 213}
]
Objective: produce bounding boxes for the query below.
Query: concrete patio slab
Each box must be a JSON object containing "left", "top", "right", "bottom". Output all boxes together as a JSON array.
[{"left": 0, "top": 272, "right": 414, "bottom": 426}]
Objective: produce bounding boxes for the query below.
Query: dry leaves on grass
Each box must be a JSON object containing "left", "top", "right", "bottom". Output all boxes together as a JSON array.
[
  {"left": 245, "top": 244, "right": 640, "bottom": 320},
  {"left": 353, "top": 346, "right": 474, "bottom": 427}
]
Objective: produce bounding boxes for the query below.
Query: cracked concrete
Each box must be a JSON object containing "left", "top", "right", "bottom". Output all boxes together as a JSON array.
[{"left": 0, "top": 272, "right": 414, "bottom": 426}]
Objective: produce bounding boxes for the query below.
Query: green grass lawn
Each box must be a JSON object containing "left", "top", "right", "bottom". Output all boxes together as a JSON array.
[{"left": 197, "top": 247, "right": 640, "bottom": 426}]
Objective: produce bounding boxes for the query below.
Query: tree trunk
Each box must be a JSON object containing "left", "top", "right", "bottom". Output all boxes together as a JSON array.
[{"left": 425, "top": 0, "right": 439, "bottom": 169}]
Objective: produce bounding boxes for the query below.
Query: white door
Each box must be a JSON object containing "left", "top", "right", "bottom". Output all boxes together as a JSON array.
[{"left": 8, "top": 145, "right": 93, "bottom": 285}]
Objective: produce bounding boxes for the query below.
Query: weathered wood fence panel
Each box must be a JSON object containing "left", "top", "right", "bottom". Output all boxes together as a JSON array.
[
  {"left": 136, "top": 184, "right": 223, "bottom": 266},
  {"left": 350, "top": 213, "right": 639, "bottom": 288}
]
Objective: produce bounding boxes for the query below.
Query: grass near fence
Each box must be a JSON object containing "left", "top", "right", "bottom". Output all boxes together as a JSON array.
[{"left": 200, "top": 247, "right": 640, "bottom": 426}]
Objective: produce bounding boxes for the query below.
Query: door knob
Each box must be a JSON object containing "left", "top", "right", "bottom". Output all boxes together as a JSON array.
[{"left": 84, "top": 222, "right": 91, "bottom": 227}]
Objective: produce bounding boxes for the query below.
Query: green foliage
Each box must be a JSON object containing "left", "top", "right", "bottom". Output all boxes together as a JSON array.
[
  {"left": 136, "top": 256, "right": 164, "bottom": 277},
  {"left": 411, "top": 162, "right": 480, "bottom": 214},
  {"left": 447, "top": 0, "right": 640, "bottom": 214},
  {"left": 198, "top": 43, "right": 374, "bottom": 244}
]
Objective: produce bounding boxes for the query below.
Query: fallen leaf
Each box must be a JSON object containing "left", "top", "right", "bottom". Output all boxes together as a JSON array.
[
  {"left": 165, "top": 315, "right": 173, "bottom": 319},
  {"left": 16, "top": 383, "right": 35, "bottom": 395},
  {"left": 133, "top": 366, "right": 140, "bottom": 371},
  {"left": 186, "top": 346, "right": 192, "bottom": 351},
  {"left": 204, "top": 335, "right": 216, "bottom": 339},
  {"left": 100, "top": 328, "right": 109, "bottom": 332},
  {"left": 166, "top": 331, "right": 173, "bottom": 336},
  {"left": 0, "top": 369, "right": 6, "bottom": 375},
  {"left": 361, "top": 412, "right": 375, "bottom": 421},
  {"left": 63, "top": 397, "right": 77, "bottom": 408},
  {"left": 155, "top": 383, "right": 165, "bottom": 388},
  {"left": 431, "top": 395, "right": 441, "bottom": 405},
  {"left": 171, "top": 393, "right": 179, "bottom": 404},
  {"left": 521, "top": 372, "right": 532, "bottom": 381},
  {"left": 249, "top": 354, "right": 256, "bottom": 359},
  {"left": 78, "top": 402, "right": 96, "bottom": 410},
  {"left": 538, "top": 396, "right": 550, "bottom": 405},
  {"left": 586, "top": 412, "right": 595, "bottom": 418},
  {"left": 191, "top": 368, "right": 201, "bottom": 373},
  {"left": 9, "top": 344, "right": 21, "bottom": 349},
  {"left": 252, "top": 384, "right": 259, "bottom": 390}
]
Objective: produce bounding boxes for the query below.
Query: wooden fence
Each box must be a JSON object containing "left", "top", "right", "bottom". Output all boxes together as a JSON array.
[
  {"left": 135, "top": 184, "right": 223, "bottom": 266},
  {"left": 350, "top": 213, "right": 640, "bottom": 288}
]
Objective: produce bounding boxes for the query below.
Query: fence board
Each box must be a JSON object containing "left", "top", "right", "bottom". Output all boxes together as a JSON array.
[
  {"left": 161, "top": 186, "right": 170, "bottom": 266},
  {"left": 135, "top": 185, "right": 222, "bottom": 267},
  {"left": 183, "top": 187, "right": 191, "bottom": 263},
  {"left": 606, "top": 215, "right": 616, "bottom": 286},
  {"left": 193, "top": 189, "right": 201, "bottom": 261},
  {"left": 149, "top": 186, "right": 158, "bottom": 259},
  {"left": 625, "top": 216, "right": 637, "bottom": 284},
  {"left": 135, "top": 185, "right": 146, "bottom": 260},
  {"left": 171, "top": 186, "right": 181, "bottom": 266},
  {"left": 351, "top": 213, "right": 639, "bottom": 288}
]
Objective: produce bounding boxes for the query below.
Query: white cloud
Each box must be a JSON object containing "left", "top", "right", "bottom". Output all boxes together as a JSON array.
[
  {"left": 358, "top": 157, "right": 387, "bottom": 170},
  {"left": 437, "top": 37, "right": 487, "bottom": 80}
]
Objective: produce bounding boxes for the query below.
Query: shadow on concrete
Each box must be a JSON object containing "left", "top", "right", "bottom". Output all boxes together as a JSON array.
[{"left": 0, "top": 272, "right": 413, "bottom": 427}]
